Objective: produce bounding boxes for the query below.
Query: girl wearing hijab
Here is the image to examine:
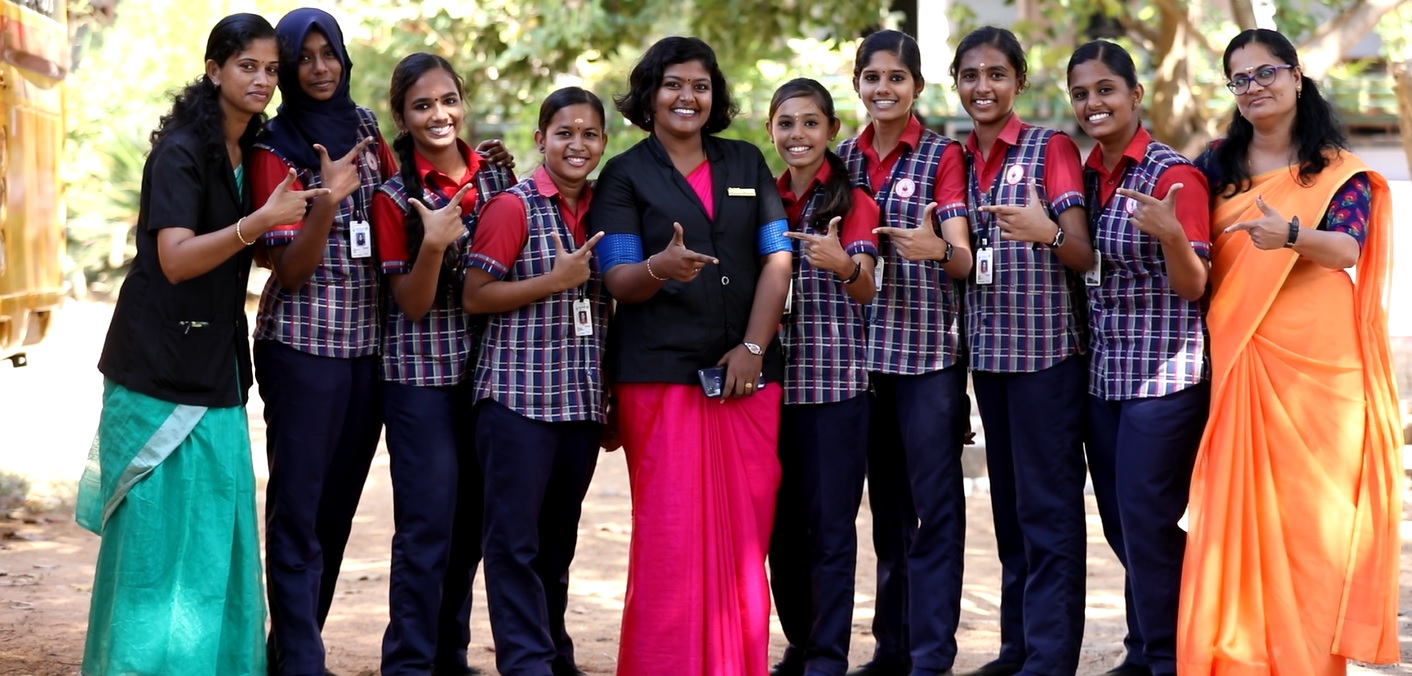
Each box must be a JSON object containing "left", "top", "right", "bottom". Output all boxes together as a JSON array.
[{"left": 248, "top": 8, "right": 397, "bottom": 675}]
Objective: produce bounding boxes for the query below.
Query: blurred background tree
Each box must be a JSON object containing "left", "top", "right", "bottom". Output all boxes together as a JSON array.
[{"left": 63, "top": 0, "right": 1409, "bottom": 287}]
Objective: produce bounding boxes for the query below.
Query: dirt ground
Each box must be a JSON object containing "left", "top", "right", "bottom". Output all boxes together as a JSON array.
[{"left": 1, "top": 300, "right": 1409, "bottom": 675}]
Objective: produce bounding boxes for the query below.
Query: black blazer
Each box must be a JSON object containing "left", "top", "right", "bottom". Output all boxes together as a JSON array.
[
  {"left": 99, "top": 126, "right": 255, "bottom": 407},
  {"left": 589, "top": 134, "right": 787, "bottom": 385}
]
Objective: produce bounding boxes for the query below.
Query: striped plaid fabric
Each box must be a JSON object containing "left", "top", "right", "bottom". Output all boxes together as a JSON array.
[
  {"left": 252, "top": 106, "right": 384, "bottom": 357},
  {"left": 780, "top": 186, "right": 877, "bottom": 405},
  {"left": 377, "top": 164, "right": 513, "bottom": 386},
  {"left": 964, "top": 124, "right": 1087, "bottom": 373},
  {"left": 1085, "top": 140, "right": 1208, "bottom": 400},
  {"left": 839, "top": 129, "right": 966, "bottom": 375},
  {"left": 473, "top": 177, "right": 609, "bottom": 423}
]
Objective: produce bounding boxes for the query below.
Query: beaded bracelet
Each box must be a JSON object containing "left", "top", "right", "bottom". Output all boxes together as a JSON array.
[
  {"left": 645, "top": 254, "right": 668, "bottom": 281},
  {"left": 234, "top": 217, "right": 255, "bottom": 246}
]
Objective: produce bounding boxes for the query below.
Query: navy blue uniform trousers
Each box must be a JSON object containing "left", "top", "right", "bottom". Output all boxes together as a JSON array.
[
  {"left": 972, "top": 355, "right": 1087, "bottom": 676},
  {"left": 863, "top": 366, "right": 968, "bottom": 675},
  {"left": 477, "top": 399, "right": 600, "bottom": 676},
  {"left": 1086, "top": 382, "right": 1208, "bottom": 676},
  {"left": 380, "top": 380, "right": 484, "bottom": 675},
  {"left": 256, "top": 340, "right": 381, "bottom": 676},
  {"left": 769, "top": 394, "right": 869, "bottom": 676}
]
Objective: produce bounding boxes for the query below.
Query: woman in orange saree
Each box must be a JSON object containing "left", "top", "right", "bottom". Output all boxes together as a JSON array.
[{"left": 1178, "top": 29, "right": 1402, "bottom": 676}]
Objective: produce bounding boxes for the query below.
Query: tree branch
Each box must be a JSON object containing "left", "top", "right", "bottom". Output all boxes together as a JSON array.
[{"left": 1296, "top": 0, "right": 1404, "bottom": 80}]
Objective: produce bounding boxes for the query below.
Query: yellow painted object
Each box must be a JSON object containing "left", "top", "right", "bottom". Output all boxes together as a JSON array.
[{"left": 0, "top": 0, "right": 67, "bottom": 367}]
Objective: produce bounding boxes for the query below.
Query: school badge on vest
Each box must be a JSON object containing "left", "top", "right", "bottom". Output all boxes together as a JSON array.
[
  {"left": 1005, "top": 164, "right": 1025, "bottom": 186},
  {"left": 894, "top": 177, "right": 916, "bottom": 199}
]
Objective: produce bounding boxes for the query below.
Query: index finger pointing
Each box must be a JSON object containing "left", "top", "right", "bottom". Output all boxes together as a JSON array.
[
  {"left": 579, "top": 231, "right": 606, "bottom": 252},
  {"left": 1223, "top": 220, "right": 1258, "bottom": 234},
  {"left": 1114, "top": 188, "right": 1159, "bottom": 205},
  {"left": 445, "top": 182, "right": 474, "bottom": 209}
]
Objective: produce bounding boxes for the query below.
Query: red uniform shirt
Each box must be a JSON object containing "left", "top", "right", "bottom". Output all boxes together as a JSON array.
[
  {"left": 1084, "top": 126, "right": 1209, "bottom": 255},
  {"left": 371, "top": 140, "right": 486, "bottom": 274},
  {"left": 776, "top": 160, "right": 880, "bottom": 255},
  {"left": 965, "top": 113, "right": 1084, "bottom": 206},
  {"left": 468, "top": 165, "right": 591, "bottom": 278},
  {"left": 855, "top": 115, "right": 967, "bottom": 220}
]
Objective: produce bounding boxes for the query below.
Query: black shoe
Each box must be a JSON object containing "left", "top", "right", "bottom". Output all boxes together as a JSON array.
[
  {"left": 847, "top": 661, "right": 913, "bottom": 676},
  {"left": 961, "top": 661, "right": 1023, "bottom": 676},
  {"left": 1100, "top": 666, "right": 1151, "bottom": 676},
  {"left": 771, "top": 656, "right": 805, "bottom": 676}
]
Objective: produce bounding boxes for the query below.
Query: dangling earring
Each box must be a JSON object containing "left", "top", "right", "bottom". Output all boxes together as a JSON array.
[{"left": 1297, "top": 87, "right": 1303, "bottom": 99}]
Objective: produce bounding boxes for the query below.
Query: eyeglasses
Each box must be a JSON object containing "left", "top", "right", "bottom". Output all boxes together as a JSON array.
[{"left": 1226, "top": 64, "right": 1295, "bottom": 94}]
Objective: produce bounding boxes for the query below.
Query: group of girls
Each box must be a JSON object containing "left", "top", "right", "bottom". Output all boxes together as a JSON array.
[
  {"left": 77, "top": 6, "right": 1399, "bottom": 676},
  {"left": 769, "top": 23, "right": 1397, "bottom": 676}
]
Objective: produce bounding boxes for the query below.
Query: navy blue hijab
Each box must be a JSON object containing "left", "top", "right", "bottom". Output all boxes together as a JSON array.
[{"left": 260, "top": 8, "right": 361, "bottom": 170}]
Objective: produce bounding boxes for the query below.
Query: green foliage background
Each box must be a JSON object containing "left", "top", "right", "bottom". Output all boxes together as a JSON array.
[{"left": 62, "top": 0, "right": 1408, "bottom": 282}]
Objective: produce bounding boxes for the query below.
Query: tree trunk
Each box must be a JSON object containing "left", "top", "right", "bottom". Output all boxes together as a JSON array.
[
  {"left": 1147, "top": 3, "right": 1207, "bottom": 155},
  {"left": 1228, "top": 0, "right": 1257, "bottom": 28},
  {"left": 1395, "top": 58, "right": 1412, "bottom": 180}
]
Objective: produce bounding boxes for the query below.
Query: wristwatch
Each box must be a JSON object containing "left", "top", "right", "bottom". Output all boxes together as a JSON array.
[
  {"left": 1284, "top": 216, "right": 1300, "bottom": 248},
  {"left": 1047, "top": 225, "right": 1066, "bottom": 248},
  {"left": 743, "top": 342, "right": 763, "bottom": 356}
]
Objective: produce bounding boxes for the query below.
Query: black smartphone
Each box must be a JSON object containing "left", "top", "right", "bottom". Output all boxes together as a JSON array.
[{"left": 697, "top": 365, "right": 765, "bottom": 398}]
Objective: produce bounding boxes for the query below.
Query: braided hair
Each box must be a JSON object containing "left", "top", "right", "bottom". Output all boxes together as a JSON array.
[{"left": 388, "top": 52, "right": 468, "bottom": 301}]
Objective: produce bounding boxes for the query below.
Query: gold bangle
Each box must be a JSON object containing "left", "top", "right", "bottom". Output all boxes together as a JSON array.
[
  {"left": 234, "top": 217, "right": 255, "bottom": 246},
  {"left": 645, "top": 254, "right": 668, "bottom": 281}
]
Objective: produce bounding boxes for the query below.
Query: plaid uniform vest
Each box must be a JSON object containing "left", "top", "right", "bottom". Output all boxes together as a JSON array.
[
  {"left": 473, "top": 178, "right": 609, "bottom": 422},
  {"left": 781, "top": 187, "right": 869, "bottom": 404},
  {"left": 377, "top": 164, "right": 512, "bottom": 386},
  {"left": 839, "top": 129, "right": 963, "bottom": 375},
  {"left": 964, "top": 124, "right": 1085, "bottom": 373},
  {"left": 1085, "top": 140, "right": 1208, "bottom": 399},
  {"left": 253, "top": 106, "right": 383, "bottom": 357}
]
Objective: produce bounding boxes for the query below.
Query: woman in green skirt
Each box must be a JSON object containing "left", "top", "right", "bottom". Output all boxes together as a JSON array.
[{"left": 75, "top": 13, "right": 328, "bottom": 675}]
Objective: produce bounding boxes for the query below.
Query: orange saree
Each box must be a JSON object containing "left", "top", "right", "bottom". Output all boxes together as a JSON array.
[{"left": 1177, "top": 152, "right": 1402, "bottom": 675}]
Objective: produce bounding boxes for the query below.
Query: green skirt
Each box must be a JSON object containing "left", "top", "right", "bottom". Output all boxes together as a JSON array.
[{"left": 76, "top": 380, "right": 267, "bottom": 676}]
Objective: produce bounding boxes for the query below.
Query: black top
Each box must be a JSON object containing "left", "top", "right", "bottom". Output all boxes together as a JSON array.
[
  {"left": 99, "top": 126, "right": 255, "bottom": 407},
  {"left": 589, "top": 134, "right": 787, "bottom": 385}
]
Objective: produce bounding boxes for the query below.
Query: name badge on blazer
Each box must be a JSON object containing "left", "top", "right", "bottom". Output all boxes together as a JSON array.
[{"left": 727, "top": 187, "right": 756, "bottom": 197}]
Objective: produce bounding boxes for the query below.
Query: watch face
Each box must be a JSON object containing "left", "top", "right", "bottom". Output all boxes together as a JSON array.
[
  {"left": 744, "top": 342, "right": 763, "bottom": 355},
  {"left": 1052, "top": 228, "right": 1066, "bottom": 248}
]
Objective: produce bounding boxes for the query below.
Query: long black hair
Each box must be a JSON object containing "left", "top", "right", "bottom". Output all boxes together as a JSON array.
[
  {"left": 1208, "top": 28, "right": 1346, "bottom": 198},
  {"left": 614, "top": 36, "right": 737, "bottom": 135},
  {"left": 389, "top": 52, "right": 466, "bottom": 298},
  {"left": 150, "top": 13, "right": 275, "bottom": 155},
  {"left": 768, "top": 78, "right": 852, "bottom": 231}
]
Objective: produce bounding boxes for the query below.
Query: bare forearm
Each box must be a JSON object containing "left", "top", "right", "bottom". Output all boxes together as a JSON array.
[
  {"left": 1053, "top": 208, "right": 1094, "bottom": 272},
  {"left": 744, "top": 252, "right": 791, "bottom": 347},
  {"left": 1291, "top": 227, "right": 1360, "bottom": 270},
  {"left": 157, "top": 212, "right": 271, "bottom": 284},
  {"left": 463, "top": 274, "right": 566, "bottom": 314},
  {"left": 269, "top": 197, "right": 339, "bottom": 290},
  {"left": 1158, "top": 237, "right": 1209, "bottom": 301},
  {"left": 603, "top": 261, "right": 667, "bottom": 304},
  {"left": 391, "top": 251, "right": 448, "bottom": 321}
]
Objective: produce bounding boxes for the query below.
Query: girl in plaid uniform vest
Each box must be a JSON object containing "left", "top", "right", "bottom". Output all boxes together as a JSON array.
[
  {"left": 1066, "top": 41, "right": 1212, "bottom": 676},
  {"left": 462, "top": 87, "right": 609, "bottom": 676},
  {"left": 953, "top": 27, "right": 1094, "bottom": 676},
  {"left": 762, "top": 78, "right": 880, "bottom": 676},
  {"left": 247, "top": 9, "right": 396, "bottom": 675},
  {"left": 369, "top": 53, "right": 514, "bottom": 676},
  {"left": 833, "top": 30, "right": 974, "bottom": 676}
]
